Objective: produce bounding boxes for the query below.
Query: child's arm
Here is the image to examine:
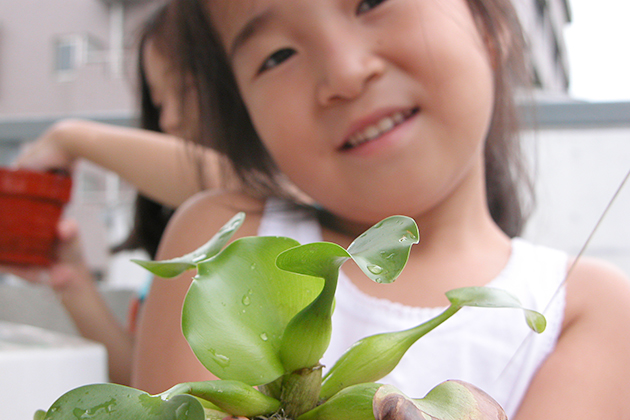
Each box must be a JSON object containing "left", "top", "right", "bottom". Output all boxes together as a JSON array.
[
  {"left": 130, "top": 191, "right": 264, "bottom": 394},
  {"left": 514, "top": 257, "right": 630, "bottom": 419},
  {"left": 14, "top": 119, "right": 226, "bottom": 208}
]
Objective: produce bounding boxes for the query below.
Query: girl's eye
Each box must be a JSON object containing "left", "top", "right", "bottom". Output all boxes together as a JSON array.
[
  {"left": 258, "top": 48, "right": 296, "bottom": 74},
  {"left": 357, "top": 0, "right": 388, "bottom": 14}
]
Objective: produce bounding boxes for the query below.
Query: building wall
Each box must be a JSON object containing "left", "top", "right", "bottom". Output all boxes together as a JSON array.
[
  {"left": 513, "top": 0, "right": 571, "bottom": 93},
  {"left": 0, "top": 0, "right": 161, "bottom": 118},
  {"left": 522, "top": 101, "right": 630, "bottom": 276}
]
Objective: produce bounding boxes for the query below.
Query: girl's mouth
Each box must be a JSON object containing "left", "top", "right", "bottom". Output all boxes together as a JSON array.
[{"left": 342, "top": 107, "right": 419, "bottom": 150}]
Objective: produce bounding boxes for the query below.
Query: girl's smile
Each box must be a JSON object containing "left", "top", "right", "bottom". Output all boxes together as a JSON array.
[{"left": 340, "top": 107, "right": 419, "bottom": 151}]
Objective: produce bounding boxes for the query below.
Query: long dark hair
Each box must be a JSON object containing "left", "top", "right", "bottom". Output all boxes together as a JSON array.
[
  {"left": 466, "top": 0, "right": 535, "bottom": 236},
  {"left": 112, "top": 4, "right": 178, "bottom": 259},
  {"left": 172, "top": 0, "right": 534, "bottom": 237}
]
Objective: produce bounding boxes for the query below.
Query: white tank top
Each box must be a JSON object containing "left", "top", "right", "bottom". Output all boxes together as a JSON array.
[{"left": 258, "top": 199, "right": 567, "bottom": 418}]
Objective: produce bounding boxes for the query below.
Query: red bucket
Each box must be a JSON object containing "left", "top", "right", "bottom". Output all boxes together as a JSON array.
[{"left": 0, "top": 168, "right": 72, "bottom": 266}]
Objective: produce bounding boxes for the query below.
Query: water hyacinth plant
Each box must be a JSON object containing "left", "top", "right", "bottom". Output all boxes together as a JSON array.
[{"left": 34, "top": 213, "right": 546, "bottom": 420}]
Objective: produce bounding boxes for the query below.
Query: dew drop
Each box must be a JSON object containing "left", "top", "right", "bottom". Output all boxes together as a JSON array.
[
  {"left": 260, "top": 332, "right": 268, "bottom": 341},
  {"left": 367, "top": 264, "right": 384, "bottom": 275},
  {"left": 250, "top": 263, "right": 257, "bottom": 270},
  {"left": 401, "top": 230, "right": 419, "bottom": 242},
  {"left": 210, "top": 349, "right": 231, "bottom": 367},
  {"left": 242, "top": 295, "right": 251, "bottom": 306},
  {"left": 72, "top": 398, "right": 117, "bottom": 419}
]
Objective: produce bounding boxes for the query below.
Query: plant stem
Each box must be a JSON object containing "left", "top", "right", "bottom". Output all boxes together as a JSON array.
[{"left": 280, "top": 365, "right": 324, "bottom": 419}]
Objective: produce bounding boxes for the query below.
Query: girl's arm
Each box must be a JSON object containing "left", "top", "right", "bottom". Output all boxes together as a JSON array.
[
  {"left": 0, "top": 220, "right": 133, "bottom": 385},
  {"left": 514, "top": 257, "right": 630, "bottom": 419},
  {"left": 130, "top": 191, "right": 264, "bottom": 394},
  {"left": 14, "top": 119, "right": 226, "bottom": 208}
]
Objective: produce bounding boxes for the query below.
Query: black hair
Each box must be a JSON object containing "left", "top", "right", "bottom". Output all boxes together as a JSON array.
[{"left": 112, "top": 4, "right": 177, "bottom": 259}]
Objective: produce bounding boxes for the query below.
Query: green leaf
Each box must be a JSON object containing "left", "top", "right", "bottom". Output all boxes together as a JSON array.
[
  {"left": 276, "top": 242, "right": 350, "bottom": 372},
  {"left": 297, "top": 383, "right": 381, "bottom": 420},
  {"left": 40, "top": 383, "right": 204, "bottom": 420},
  {"left": 274, "top": 216, "right": 419, "bottom": 372},
  {"left": 183, "top": 236, "right": 323, "bottom": 385},
  {"left": 161, "top": 380, "right": 281, "bottom": 417},
  {"left": 321, "top": 286, "right": 546, "bottom": 399},
  {"left": 320, "top": 305, "right": 460, "bottom": 400},
  {"left": 132, "top": 212, "right": 245, "bottom": 278},
  {"left": 446, "top": 287, "right": 547, "bottom": 333},
  {"left": 347, "top": 215, "right": 419, "bottom": 284},
  {"left": 373, "top": 381, "right": 507, "bottom": 420},
  {"left": 276, "top": 242, "right": 350, "bottom": 278}
]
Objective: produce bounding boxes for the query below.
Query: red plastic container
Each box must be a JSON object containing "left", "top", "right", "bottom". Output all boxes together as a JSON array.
[{"left": 0, "top": 168, "right": 72, "bottom": 266}]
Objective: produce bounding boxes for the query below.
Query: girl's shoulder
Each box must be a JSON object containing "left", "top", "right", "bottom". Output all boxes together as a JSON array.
[
  {"left": 156, "top": 190, "right": 266, "bottom": 260},
  {"left": 563, "top": 256, "right": 630, "bottom": 329},
  {"left": 514, "top": 255, "right": 630, "bottom": 417}
]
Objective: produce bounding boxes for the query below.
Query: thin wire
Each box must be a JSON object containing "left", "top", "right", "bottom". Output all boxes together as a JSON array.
[
  {"left": 496, "top": 167, "right": 630, "bottom": 382},
  {"left": 543, "top": 167, "right": 630, "bottom": 314}
]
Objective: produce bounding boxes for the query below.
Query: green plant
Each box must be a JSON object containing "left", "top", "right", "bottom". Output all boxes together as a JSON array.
[{"left": 35, "top": 213, "right": 545, "bottom": 420}]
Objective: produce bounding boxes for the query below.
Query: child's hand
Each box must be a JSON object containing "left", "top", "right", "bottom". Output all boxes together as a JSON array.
[
  {"left": 12, "top": 120, "right": 78, "bottom": 174},
  {"left": 0, "top": 219, "right": 91, "bottom": 292}
]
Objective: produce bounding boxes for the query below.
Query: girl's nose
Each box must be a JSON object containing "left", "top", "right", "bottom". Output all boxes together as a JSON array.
[{"left": 315, "top": 32, "right": 385, "bottom": 106}]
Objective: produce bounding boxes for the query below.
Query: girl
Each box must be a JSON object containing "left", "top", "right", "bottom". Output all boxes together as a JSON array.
[{"left": 132, "top": 0, "right": 630, "bottom": 419}]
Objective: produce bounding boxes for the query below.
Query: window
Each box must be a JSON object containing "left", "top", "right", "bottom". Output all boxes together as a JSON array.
[
  {"left": 56, "top": 41, "right": 76, "bottom": 72},
  {"left": 54, "top": 35, "right": 84, "bottom": 80},
  {"left": 54, "top": 34, "right": 105, "bottom": 81}
]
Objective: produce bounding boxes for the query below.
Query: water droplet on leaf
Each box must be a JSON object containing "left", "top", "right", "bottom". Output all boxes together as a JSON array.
[
  {"left": 209, "top": 350, "right": 231, "bottom": 367},
  {"left": 367, "top": 265, "right": 384, "bottom": 275}
]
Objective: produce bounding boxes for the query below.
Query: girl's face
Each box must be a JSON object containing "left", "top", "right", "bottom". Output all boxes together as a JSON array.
[
  {"left": 209, "top": 0, "right": 495, "bottom": 227},
  {"left": 143, "top": 40, "right": 199, "bottom": 139}
]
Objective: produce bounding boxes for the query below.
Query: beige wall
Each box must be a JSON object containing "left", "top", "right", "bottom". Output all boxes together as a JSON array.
[
  {"left": 523, "top": 121, "right": 630, "bottom": 277},
  {"left": 0, "top": 0, "right": 162, "bottom": 118}
]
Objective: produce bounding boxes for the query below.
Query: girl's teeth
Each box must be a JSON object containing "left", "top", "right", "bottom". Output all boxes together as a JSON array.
[
  {"left": 392, "top": 112, "right": 405, "bottom": 124},
  {"left": 347, "top": 110, "right": 412, "bottom": 148},
  {"left": 378, "top": 117, "right": 395, "bottom": 132}
]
